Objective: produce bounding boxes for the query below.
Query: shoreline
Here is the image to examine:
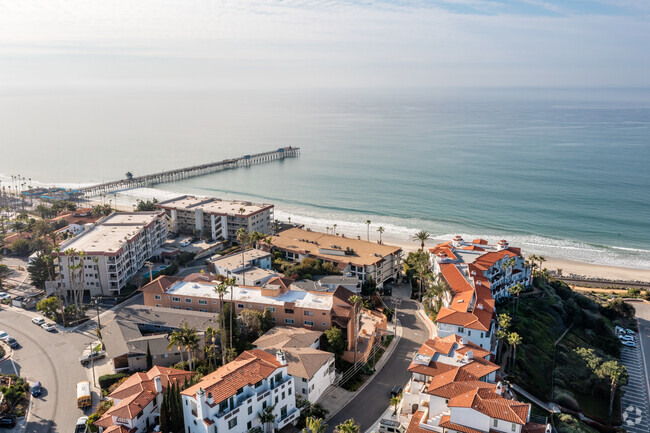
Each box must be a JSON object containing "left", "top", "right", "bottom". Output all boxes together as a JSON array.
[{"left": 80, "top": 195, "right": 650, "bottom": 284}]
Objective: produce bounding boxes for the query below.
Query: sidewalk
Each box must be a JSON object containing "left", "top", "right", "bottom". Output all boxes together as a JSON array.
[{"left": 320, "top": 316, "right": 404, "bottom": 420}]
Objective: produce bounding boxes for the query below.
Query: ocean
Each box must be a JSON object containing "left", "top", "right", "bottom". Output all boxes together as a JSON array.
[{"left": 1, "top": 87, "right": 649, "bottom": 269}]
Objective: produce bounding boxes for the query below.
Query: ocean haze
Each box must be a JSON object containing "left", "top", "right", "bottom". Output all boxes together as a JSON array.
[{"left": 1, "top": 87, "right": 649, "bottom": 269}]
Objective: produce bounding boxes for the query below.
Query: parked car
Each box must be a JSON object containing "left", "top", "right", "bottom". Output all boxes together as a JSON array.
[
  {"left": 79, "top": 350, "right": 106, "bottom": 366},
  {"left": 621, "top": 339, "right": 636, "bottom": 347},
  {"left": 5, "top": 337, "right": 18, "bottom": 349},
  {"left": 0, "top": 293, "right": 11, "bottom": 301},
  {"left": 618, "top": 334, "right": 634, "bottom": 341},
  {"left": 41, "top": 323, "right": 57, "bottom": 332},
  {"left": 390, "top": 385, "right": 403, "bottom": 397},
  {"left": 31, "top": 381, "right": 42, "bottom": 397},
  {"left": 0, "top": 331, "right": 8, "bottom": 341},
  {"left": 180, "top": 240, "right": 191, "bottom": 247},
  {"left": 75, "top": 416, "right": 88, "bottom": 433},
  {"left": 624, "top": 328, "right": 635, "bottom": 335},
  {"left": 32, "top": 317, "right": 46, "bottom": 326},
  {"left": 0, "top": 415, "right": 16, "bottom": 428}
]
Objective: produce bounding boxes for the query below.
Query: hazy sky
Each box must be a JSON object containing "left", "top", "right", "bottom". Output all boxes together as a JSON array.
[{"left": 0, "top": 0, "right": 648, "bottom": 88}]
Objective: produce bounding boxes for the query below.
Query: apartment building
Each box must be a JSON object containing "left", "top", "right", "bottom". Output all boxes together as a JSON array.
[
  {"left": 48, "top": 212, "right": 167, "bottom": 296},
  {"left": 400, "top": 335, "right": 546, "bottom": 433},
  {"left": 155, "top": 195, "right": 274, "bottom": 241},
  {"left": 270, "top": 227, "right": 403, "bottom": 288},
  {"left": 212, "top": 249, "right": 276, "bottom": 286},
  {"left": 94, "top": 366, "right": 194, "bottom": 433},
  {"left": 254, "top": 327, "right": 335, "bottom": 402},
  {"left": 429, "top": 237, "right": 532, "bottom": 352},
  {"left": 182, "top": 350, "right": 299, "bottom": 433}
]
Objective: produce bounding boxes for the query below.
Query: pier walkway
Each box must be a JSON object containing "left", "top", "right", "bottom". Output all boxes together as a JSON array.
[{"left": 80, "top": 147, "right": 300, "bottom": 197}]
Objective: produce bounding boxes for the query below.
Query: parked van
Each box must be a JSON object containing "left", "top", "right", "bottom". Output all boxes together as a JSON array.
[
  {"left": 379, "top": 419, "right": 404, "bottom": 433},
  {"left": 76, "top": 381, "right": 91, "bottom": 408}
]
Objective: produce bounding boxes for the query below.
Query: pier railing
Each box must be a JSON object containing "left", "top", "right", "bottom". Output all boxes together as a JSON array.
[{"left": 80, "top": 147, "right": 300, "bottom": 197}]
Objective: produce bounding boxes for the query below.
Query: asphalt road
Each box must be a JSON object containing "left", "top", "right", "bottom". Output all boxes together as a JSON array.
[
  {"left": 325, "top": 299, "right": 429, "bottom": 432},
  {"left": 0, "top": 306, "right": 94, "bottom": 433},
  {"left": 632, "top": 302, "right": 650, "bottom": 397}
]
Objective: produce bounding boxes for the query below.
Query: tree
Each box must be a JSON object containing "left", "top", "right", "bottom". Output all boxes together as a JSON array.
[
  {"left": 597, "top": 360, "right": 628, "bottom": 423},
  {"left": 302, "top": 417, "right": 327, "bottom": 433},
  {"left": 168, "top": 328, "right": 186, "bottom": 366},
  {"left": 508, "top": 283, "right": 525, "bottom": 315},
  {"left": 36, "top": 296, "right": 59, "bottom": 318},
  {"left": 412, "top": 230, "right": 430, "bottom": 250},
  {"left": 0, "top": 264, "right": 10, "bottom": 290},
  {"left": 11, "top": 239, "right": 31, "bottom": 256},
  {"left": 324, "top": 327, "right": 346, "bottom": 359},
  {"left": 214, "top": 281, "right": 229, "bottom": 365},
  {"left": 376, "top": 226, "right": 384, "bottom": 244},
  {"left": 205, "top": 326, "right": 219, "bottom": 368},
  {"left": 496, "top": 313, "right": 511, "bottom": 362},
  {"left": 349, "top": 295, "right": 363, "bottom": 364},
  {"left": 0, "top": 382, "right": 26, "bottom": 413},
  {"left": 413, "top": 253, "right": 430, "bottom": 302},
  {"left": 508, "top": 332, "right": 522, "bottom": 372},
  {"left": 335, "top": 419, "right": 359, "bottom": 433},
  {"left": 258, "top": 404, "right": 276, "bottom": 433},
  {"left": 135, "top": 199, "right": 158, "bottom": 211},
  {"left": 260, "top": 308, "right": 273, "bottom": 333},
  {"left": 390, "top": 395, "right": 401, "bottom": 415},
  {"left": 178, "top": 321, "right": 199, "bottom": 371},
  {"left": 250, "top": 230, "right": 266, "bottom": 249},
  {"left": 365, "top": 220, "right": 371, "bottom": 242},
  {"left": 146, "top": 342, "right": 153, "bottom": 370},
  {"left": 27, "top": 251, "right": 55, "bottom": 289},
  {"left": 424, "top": 274, "right": 448, "bottom": 311}
]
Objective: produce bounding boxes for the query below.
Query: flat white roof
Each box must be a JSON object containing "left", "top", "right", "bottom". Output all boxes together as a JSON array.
[
  {"left": 167, "top": 281, "right": 334, "bottom": 310},
  {"left": 212, "top": 249, "right": 271, "bottom": 270},
  {"left": 156, "top": 195, "right": 273, "bottom": 217},
  {"left": 60, "top": 212, "right": 162, "bottom": 254}
]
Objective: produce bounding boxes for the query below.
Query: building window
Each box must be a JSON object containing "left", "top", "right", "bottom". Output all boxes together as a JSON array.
[
  {"left": 288, "top": 387, "right": 292, "bottom": 395},
  {"left": 493, "top": 419, "right": 498, "bottom": 428},
  {"left": 302, "top": 388, "right": 307, "bottom": 394},
  {"left": 247, "top": 421, "right": 252, "bottom": 430},
  {"left": 468, "top": 330, "right": 472, "bottom": 336},
  {"left": 154, "top": 295, "right": 161, "bottom": 300},
  {"left": 248, "top": 406, "right": 253, "bottom": 415},
  {"left": 199, "top": 309, "right": 208, "bottom": 312},
  {"left": 457, "top": 327, "right": 464, "bottom": 333},
  {"left": 185, "top": 298, "right": 192, "bottom": 303},
  {"left": 255, "top": 380, "right": 263, "bottom": 388},
  {"left": 322, "top": 322, "right": 327, "bottom": 326},
  {"left": 198, "top": 299, "right": 208, "bottom": 305},
  {"left": 285, "top": 308, "right": 294, "bottom": 314},
  {"left": 285, "top": 319, "right": 295, "bottom": 324},
  {"left": 511, "top": 424, "right": 516, "bottom": 432},
  {"left": 228, "top": 418, "right": 237, "bottom": 429},
  {"left": 275, "top": 396, "right": 278, "bottom": 404},
  {"left": 304, "top": 311, "right": 313, "bottom": 316},
  {"left": 186, "top": 307, "right": 192, "bottom": 311},
  {"left": 268, "top": 307, "right": 275, "bottom": 312},
  {"left": 302, "top": 378, "right": 308, "bottom": 383},
  {"left": 263, "top": 401, "right": 267, "bottom": 409},
  {"left": 156, "top": 304, "right": 162, "bottom": 307},
  {"left": 281, "top": 406, "right": 287, "bottom": 419},
  {"left": 172, "top": 297, "right": 181, "bottom": 302},
  {"left": 238, "top": 303, "right": 245, "bottom": 309},
  {"left": 304, "top": 321, "right": 314, "bottom": 327},
  {"left": 481, "top": 332, "right": 484, "bottom": 338}
]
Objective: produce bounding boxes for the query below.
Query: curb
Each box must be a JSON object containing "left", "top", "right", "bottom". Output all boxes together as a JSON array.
[{"left": 325, "top": 317, "right": 403, "bottom": 422}]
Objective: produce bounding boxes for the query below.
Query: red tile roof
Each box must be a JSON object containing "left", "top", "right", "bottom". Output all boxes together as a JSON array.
[
  {"left": 436, "top": 264, "right": 494, "bottom": 331},
  {"left": 405, "top": 410, "right": 431, "bottom": 433},
  {"left": 448, "top": 388, "right": 529, "bottom": 424},
  {"left": 439, "top": 415, "right": 484, "bottom": 433},
  {"left": 182, "top": 350, "right": 282, "bottom": 405}
]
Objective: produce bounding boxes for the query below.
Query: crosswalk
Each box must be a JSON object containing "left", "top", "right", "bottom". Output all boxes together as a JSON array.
[{"left": 619, "top": 337, "right": 649, "bottom": 433}]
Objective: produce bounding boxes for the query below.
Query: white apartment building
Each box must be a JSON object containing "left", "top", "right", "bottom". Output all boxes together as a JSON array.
[
  {"left": 155, "top": 195, "right": 274, "bottom": 241},
  {"left": 182, "top": 350, "right": 299, "bottom": 433},
  {"left": 94, "top": 366, "right": 194, "bottom": 433},
  {"left": 48, "top": 212, "right": 167, "bottom": 296},
  {"left": 212, "top": 249, "right": 275, "bottom": 286},
  {"left": 400, "top": 335, "right": 545, "bottom": 433}
]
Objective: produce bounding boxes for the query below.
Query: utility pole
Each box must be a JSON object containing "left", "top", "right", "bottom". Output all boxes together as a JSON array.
[
  {"left": 89, "top": 341, "right": 96, "bottom": 387},
  {"left": 145, "top": 261, "right": 154, "bottom": 283}
]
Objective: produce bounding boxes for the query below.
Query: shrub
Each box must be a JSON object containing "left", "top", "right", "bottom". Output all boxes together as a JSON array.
[
  {"left": 98, "top": 373, "right": 128, "bottom": 390},
  {"left": 626, "top": 288, "right": 641, "bottom": 298},
  {"left": 555, "top": 390, "right": 580, "bottom": 411},
  {"left": 87, "top": 413, "right": 101, "bottom": 432}
]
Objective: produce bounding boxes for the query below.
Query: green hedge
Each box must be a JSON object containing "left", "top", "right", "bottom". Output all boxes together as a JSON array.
[{"left": 98, "top": 373, "right": 128, "bottom": 390}]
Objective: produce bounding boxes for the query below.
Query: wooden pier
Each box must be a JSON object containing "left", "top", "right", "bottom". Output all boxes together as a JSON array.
[{"left": 81, "top": 147, "right": 300, "bottom": 197}]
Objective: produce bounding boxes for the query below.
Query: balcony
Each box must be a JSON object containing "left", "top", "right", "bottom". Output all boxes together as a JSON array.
[{"left": 276, "top": 407, "right": 300, "bottom": 430}]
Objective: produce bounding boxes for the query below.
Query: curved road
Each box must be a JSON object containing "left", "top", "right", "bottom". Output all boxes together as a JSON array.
[
  {"left": 0, "top": 307, "right": 93, "bottom": 433},
  {"left": 326, "top": 299, "right": 429, "bottom": 432}
]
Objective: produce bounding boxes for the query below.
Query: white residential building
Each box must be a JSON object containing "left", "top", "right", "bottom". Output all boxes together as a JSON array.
[
  {"left": 48, "top": 212, "right": 167, "bottom": 296},
  {"left": 155, "top": 195, "right": 274, "bottom": 241},
  {"left": 94, "top": 366, "right": 194, "bottom": 433},
  {"left": 182, "top": 350, "right": 299, "bottom": 433},
  {"left": 212, "top": 249, "right": 275, "bottom": 286}
]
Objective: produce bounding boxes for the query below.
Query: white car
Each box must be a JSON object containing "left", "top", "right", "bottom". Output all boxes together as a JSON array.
[
  {"left": 0, "top": 331, "right": 8, "bottom": 341},
  {"left": 0, "top": 292, "right": 10, "bottom": 300},
  {"left": 624, "top": 328, "right": 635, "bottom": 335},
  {"left": 621, "top": 339, "right": 636, "bottom": 347},
  {"left": 180, "top": 240, "right": 191, "bottom": 247},
  {"left": 41, "top": 323, "right": 57, "bottom": 332},
  {"left": 32, "top": 317, "right": 46, "bottom": 326}
]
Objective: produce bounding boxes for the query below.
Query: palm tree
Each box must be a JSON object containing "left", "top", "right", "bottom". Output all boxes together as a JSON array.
[
  {"left": 168, "top": 328, "right": 185, "bottom": 366},
  {"left": 365, "top": 220, "right": 371, "bottom": 242},
  {"left": 508, "top": 332, "right": 522, "bottom": 372},
  {"left": 332, "top": 224, "right": 337, "bottom": 235},
  {"left": 424, "top": 274, "right": 448, "bottom": 311},
  {"left": 302, "top": 417, "right": 327, "bottom": 433},
  {"left": 250, "top": 230, "right": 266, "bottom": 249},
  {"left": 390, "top": 395, "right": 401, "bottom": 415},
  {"left": 412, "top": 230, "right": 430, "bottom": 250},
  {"left": 258, "top": 405, "right": 276, "bottom": 433},
  {"left": 376, "top": 226, "right": 384, "bottom": 244},
  {"left": 205, "top": 326, "right": 218, "bottom": 367},
  {"left": 349, "top": 295, "right": 363, "bottom": 365},
  {"left": 237, "top": 227, "right": 250, "bottom": 285},
  {"left": 496, "top": 313, "right": 511, "bottom": 364},
  {"left": 508, "top": 283, "right": 524, "bottom": 315},
  {"left": 214, "top": 281, "right": 229, "bottom": 365},
  {"left": 597, "top": 360, "right": 628, "bottom": 423},
  {"left": 179, "top": 322, "right": 199, "bottom": 371},
  {"left": 334, "top": 419, "right": 359, "bottom": 433},
  {"left": 413, "top": 254, "right": 430, "bottom": 302}
]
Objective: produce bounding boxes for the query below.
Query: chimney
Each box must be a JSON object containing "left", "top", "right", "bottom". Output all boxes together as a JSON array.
[
  {"left": 496, "top": 381, "right": 503, "bottom": 395},
  {"left": 465, "top": 350, "right": 473, "bottom": 360},
  {"left": 207, "top": 392, "right": 214, "bottom": 406},
  {"left": 452, "top": 235, "right": 464, "bottom": 248},
  {"left": 154, "top": 376, "right": 162, "bottom": 394},
  {"left": 276, "top": 350, "right": 287, "bottom": 366},
  {"left": 497, "top": 239, "right": 509, "bottom": 251}
]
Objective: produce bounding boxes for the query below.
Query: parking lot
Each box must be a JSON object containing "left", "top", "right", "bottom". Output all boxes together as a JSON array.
[{"left": 619, "top": 335, "right": 649, "bottom": 433}]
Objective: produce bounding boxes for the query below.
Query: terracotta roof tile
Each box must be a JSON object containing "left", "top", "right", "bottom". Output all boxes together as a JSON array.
[{"left": 439, "top": 415, "right": 485, "bottom": 433}]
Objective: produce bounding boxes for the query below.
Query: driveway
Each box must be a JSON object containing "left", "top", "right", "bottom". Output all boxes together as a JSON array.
[
  {"left": 325, "top": 299, "right": 429, "bottom": 432},
  {"left": 0, "top": 306, "right": 94, "bottom": 433}
]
